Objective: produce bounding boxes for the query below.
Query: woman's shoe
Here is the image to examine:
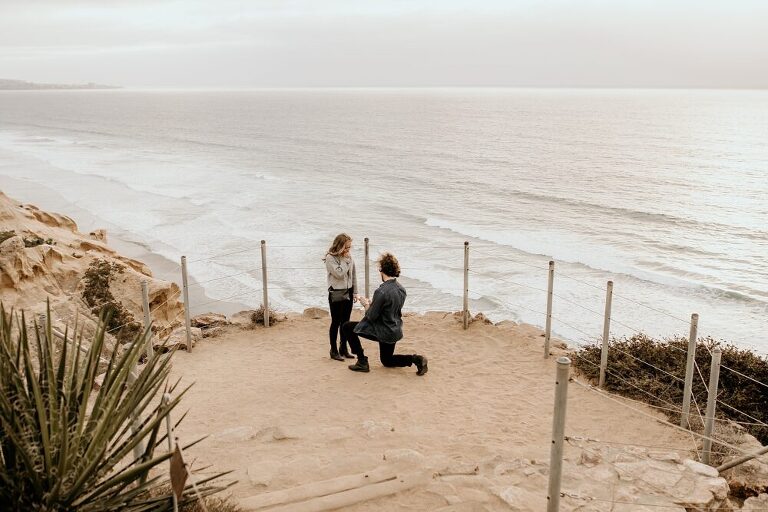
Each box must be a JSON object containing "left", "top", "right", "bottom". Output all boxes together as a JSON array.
[
  {"left": 330, "top": 349, "right": 344, "bottom": 361},
  {"left": 339, "top": 343, "right": 356, "bottom": 359}
]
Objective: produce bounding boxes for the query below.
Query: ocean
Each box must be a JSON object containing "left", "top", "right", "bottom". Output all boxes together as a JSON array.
[{"left": 0, "top": 88, "right": 766, "bottom": 350}]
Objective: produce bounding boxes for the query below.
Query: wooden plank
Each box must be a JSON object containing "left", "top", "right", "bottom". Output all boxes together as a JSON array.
[
  {"left": 240, "top": 465, "right": 398, "bottom": 510},
  {"left": 262, "top": 472, "right": 429, "bottom": 512}
]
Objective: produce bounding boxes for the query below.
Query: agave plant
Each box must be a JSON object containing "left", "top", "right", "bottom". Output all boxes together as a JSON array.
[{"left": 0, "top": 303, "right": 232, "bottom": 511}]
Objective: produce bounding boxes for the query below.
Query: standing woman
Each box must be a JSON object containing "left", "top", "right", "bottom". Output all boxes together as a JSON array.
[{"left": 325, "top": 233, "right": 358, "bottom": 361}]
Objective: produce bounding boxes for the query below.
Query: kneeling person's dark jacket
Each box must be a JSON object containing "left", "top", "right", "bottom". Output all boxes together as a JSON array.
[{"left": 353, "top": 279, "right": 406, "bottom": 343}]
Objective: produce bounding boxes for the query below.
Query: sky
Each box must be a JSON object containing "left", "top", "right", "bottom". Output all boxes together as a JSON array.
[{"left": 0, "top": 0, "right": 766, "bottom": 88}]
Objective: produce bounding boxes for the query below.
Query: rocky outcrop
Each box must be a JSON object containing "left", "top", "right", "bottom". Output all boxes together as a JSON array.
[
  {"left": 0, "top": 192, "right": 184, "bottom": 348},
  {"left": 717, "top": 423, "right": 768, "bottom": 499},
  {"left": 552, "top": 443, "right": 735, "bottom": 511}
]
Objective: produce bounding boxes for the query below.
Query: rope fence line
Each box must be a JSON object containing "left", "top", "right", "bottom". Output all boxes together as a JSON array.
[
  {"left": 571, "top": 379, "right": 756, "bottom": 457},
  {"left": 187, "top": 267, "right": 263, "bottom": 288},
  {"left": 568, "top": 351, "right": 689, "bottom": 416},
  {"left": 467, "top": 268, "right": 551, "bottom": 295},
  {"left": 611, "top": 292, "right": 691, "bottom": 326},
  {"left": 547, "top": 316, "right": 598, "bottom": 341},
  {"left": 193, "top": 292, "right": 259, "bottom": 310},
  {"left": 187, "top": 246, "right": 255, "bottom": 264},
  {"left": 716, "top": 399, "right": 768, "bottom": 429},
  {"left": 470, "top": 249, "right": 551, "bottom": 271},
  {"left": 721, "top": 364, "right": 768, "bottom": 391},
  {"left": 497, "top": 298, "right": 548, "bottom": 320},
  {"left": 556, "top": 271, "right": 606, "bottom": 292},
  {"left": 607, "top": 345, "right": 685, "bottom": 383},
  {"left": 550, "top": 292, "right": 605, "bottom": 318},
  {"left": 157, "top": 238, "right": 768, "bottom": 461},
  {"left": 564, "top": 435, "right": 724, "bottom": 456}
]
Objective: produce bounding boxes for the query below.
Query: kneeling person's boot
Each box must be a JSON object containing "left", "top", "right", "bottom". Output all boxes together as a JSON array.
[
  {"left": 349, "top": 355, "right": 370, "bottom": 373},
  {"left": 413, "top": 354, "right": 428, "bottom": 376}
]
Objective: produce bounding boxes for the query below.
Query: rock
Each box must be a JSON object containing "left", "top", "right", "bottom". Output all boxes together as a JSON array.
[
  {"left": 254, "top": 425, "right": 300, "bottom": 442},
  {"left": 555, "top": 447, "right": 734, "bottom": 512},
  {"left": 743, "top": 493, "right": 768, "bottom": 508},
  {"left": 161, "top": 326, "right": 202, "bottom": 351},
  {"left": 684, "top": 459, "right": 720, "bottom": 478},
  {"left": 89, "top": 229, "right": 107, "bottom": 242},
  {"left": 579, "top": 450, "right": 602, "bottom": 467},
  {"left": 202, "top": 326, "right": 225, "bottom": 338},
  {"left": 231, "top": 310, "right": 257, "bottom": 327},
  {"left": 303, "top": 307, "right": 328, "bottom": 319},
  {"left": 362, "top": 419, "right": 394, "bottom": 438},
  {"left": 495, "top": 486, "right": 541, "bottom": 511},
  {"left": 214, "top": 426, "right": 256, "bottom": 441},
  {"left": 471, "top": 312, "right": 492, "bottom": 325},
  {"left": 0, "top": 234, "right": 24, "bottom": 254},
  {"left": 649, "top": 451, "right": 682, "bottom": 464},
  {"left": 719, "top": 429, "right": 768, "bottom": 497},
  {"left": 246, "top": 464, "right": 274, "bottom": 488},
  {"left": 494, "top": 459, "right": 529, "bottom": 477},
  {"left": 191, "top": 312, "right": 229, "bottom": 329},
  {"left": 383, "top": 448, "right": 426, "bottom": 467}
]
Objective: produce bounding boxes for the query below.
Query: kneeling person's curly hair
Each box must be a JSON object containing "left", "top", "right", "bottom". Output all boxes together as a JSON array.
[{"left": 378, "top": 252, "right": 400, "bottom": 277}]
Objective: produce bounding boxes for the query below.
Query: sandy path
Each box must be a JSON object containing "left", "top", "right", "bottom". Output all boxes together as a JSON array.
[{"left": 168, "top": 312, "right": 694, "bottom": 511}]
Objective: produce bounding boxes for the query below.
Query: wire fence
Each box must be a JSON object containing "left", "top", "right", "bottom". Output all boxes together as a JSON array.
[
  {"left": 111, "top": 237, "right": 768, "bottom": 497},
  {"left": 61, "top": 236, "right": 764, "bottom": 511}
]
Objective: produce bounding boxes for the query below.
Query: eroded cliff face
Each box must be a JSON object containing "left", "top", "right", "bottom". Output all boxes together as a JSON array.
[{"left": 0, "top": 191, "right": 183, "bottom": 341}]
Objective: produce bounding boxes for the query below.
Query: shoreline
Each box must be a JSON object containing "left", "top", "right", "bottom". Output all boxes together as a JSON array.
[{"left": 0, "top": 178, "right": 249, "bottom": 316}]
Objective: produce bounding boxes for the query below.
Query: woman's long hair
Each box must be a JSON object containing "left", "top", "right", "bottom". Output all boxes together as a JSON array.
[{"left": 326, "top": 233, "right": 352, "bottom": 257}]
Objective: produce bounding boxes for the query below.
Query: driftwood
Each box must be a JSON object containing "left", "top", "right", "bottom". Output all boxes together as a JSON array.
[{"left": 240, "top": 466, "right": 429, "bottom": 511}]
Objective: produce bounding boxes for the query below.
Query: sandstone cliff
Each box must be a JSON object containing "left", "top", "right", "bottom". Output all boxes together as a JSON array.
[{"left": 0, "top": 191, "right": 183, "bottom": 342}]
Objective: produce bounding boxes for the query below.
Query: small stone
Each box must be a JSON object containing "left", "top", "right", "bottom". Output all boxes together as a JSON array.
[
  {"left": 683, "top": 459, "right": 719, "bottom": 478},
  {"left": 202, "top": 326, "right": 225, "bottom": 338},
  {"left": 384, "top": 448, "right": 426, "bottom": 467},
  {"left": 246, "top": 464, "right": 274, "bottom": 487},
  {"left": 191, "top": 313, "right": 229, "bottom": 328},
  {"left": 303, "top": 307, "right": 328, "bottom": 319},
  {"left": 214, "top": 426, "right": 255, "bottom": 441},
  {"left": 648, "top": 451, "right": 682, "bottom": 464},
  {"left": 495, "top": 486, "right": 541, "bottom": 510},
  {"left": 744, "top": 493, "right": 768, "bottom": 508},
  {"left": 362, "top": 419, "right": 394, "bottom": 438},
  {"left": 578, "top": 450, "right": 602, "bottom": 467}
]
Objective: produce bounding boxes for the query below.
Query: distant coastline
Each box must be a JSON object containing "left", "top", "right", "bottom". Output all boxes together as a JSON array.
[{"left": 0, "top": 78, "right": 121, "bottom": 90}]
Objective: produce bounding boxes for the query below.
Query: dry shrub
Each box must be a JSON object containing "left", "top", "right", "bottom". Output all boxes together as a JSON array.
[
  {"left": 571, "top": 333, "right": 768, "bottom": 444},
  {"left": 452, "top": 311, "right": 492, "bottom": 326},
  {"left": 82, "top": 258, "right": 141, "bottom": 343},
  {"left": 250, "top": 304, "right": 285, "bottom": 327}
]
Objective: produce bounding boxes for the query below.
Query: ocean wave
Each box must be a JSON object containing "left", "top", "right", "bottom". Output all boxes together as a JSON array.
[
  {"left": 456, "top": 186, "right": 768, "bottom": 242},
  {"left": 424, "top": 216, "right": 768, "bottom": 307}
]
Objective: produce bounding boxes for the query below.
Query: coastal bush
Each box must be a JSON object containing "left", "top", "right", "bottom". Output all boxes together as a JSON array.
[
  {"left": 570, "top": 333, "right": 768, "bottom": 445},
  {"left": 0, "top": 229, "right": 15, "bottom": 244},
  {"left": 0, "top": 230, "right": 54, "bottom": 247},
  {"left": 22, "top": 234, "right": 55, "bottom": 247},
  {"left": 0, "top": 304, "right": 233, "bottom": 511},
  {"left": 250, "top": 304, "right": 285, "bottom": 327},
  {"left": 82, "top": 258, "right": 141, "bottom": 343}
]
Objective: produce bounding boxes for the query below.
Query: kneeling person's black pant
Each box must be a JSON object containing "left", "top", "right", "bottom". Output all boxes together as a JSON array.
[{"left": 342, "top": 321, "right": 414, "bottom": 368}]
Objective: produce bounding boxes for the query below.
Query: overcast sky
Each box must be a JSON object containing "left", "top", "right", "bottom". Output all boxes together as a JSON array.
[{"left": 1, "top": 0, "right": 766, "bottom": 88}]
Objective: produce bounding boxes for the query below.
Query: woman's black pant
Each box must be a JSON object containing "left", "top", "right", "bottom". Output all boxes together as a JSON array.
[
  {"left": 328, "top": 290, "right": 353, "bottom": 352},
  {"left": 341, "top": 321, "right": 414, "bottom": 367}
]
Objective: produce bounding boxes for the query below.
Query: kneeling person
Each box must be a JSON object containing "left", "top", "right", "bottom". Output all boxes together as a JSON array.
[{"left": 342, "top": 252, "right": 428, "bottom": 376}]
